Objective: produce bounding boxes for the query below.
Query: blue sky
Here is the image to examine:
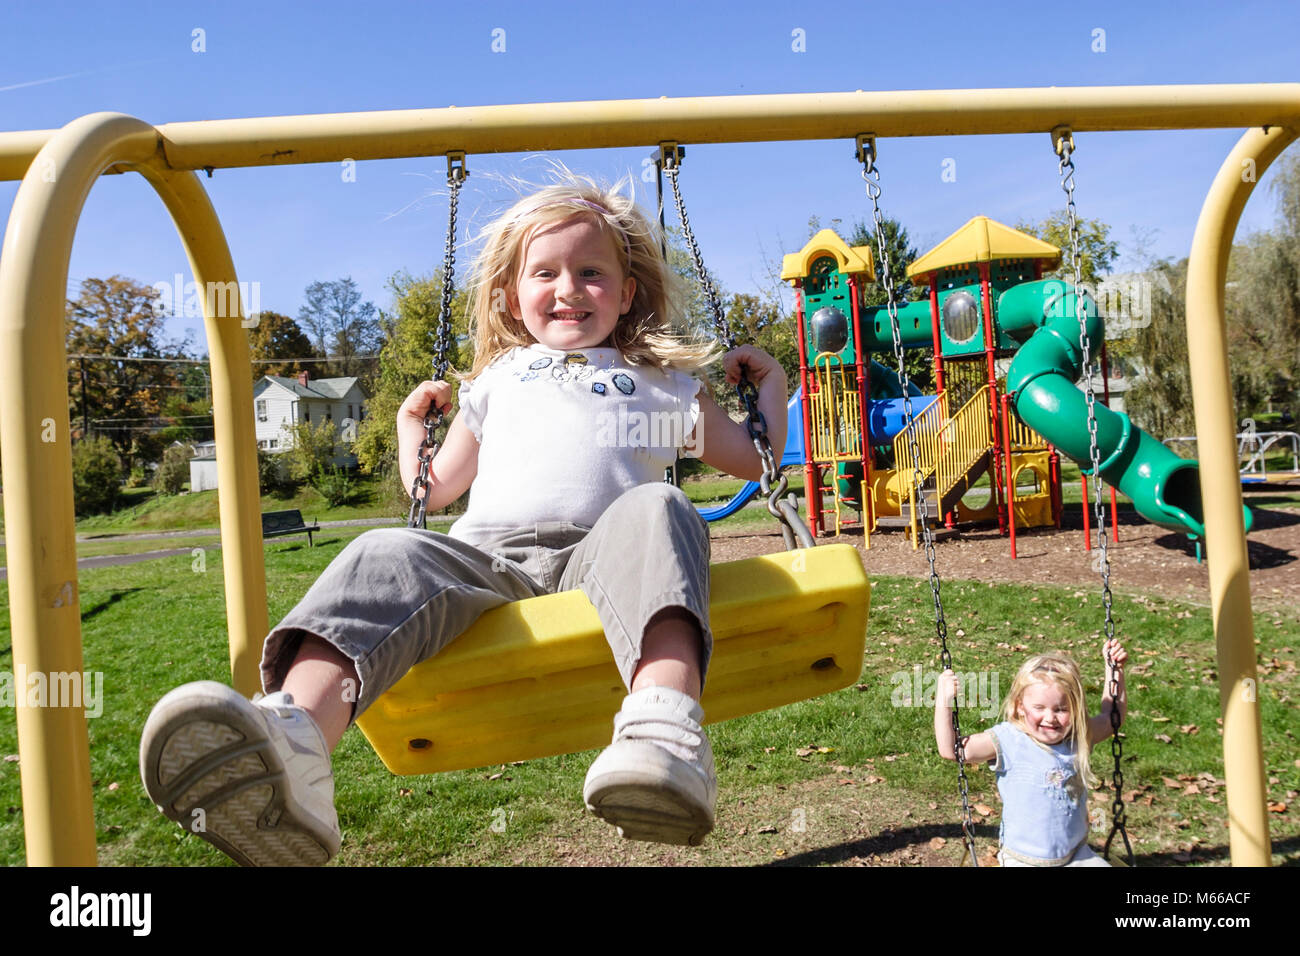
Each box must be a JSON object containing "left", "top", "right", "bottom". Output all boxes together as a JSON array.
[{"left": 3, "top": 0, "right": 1298, "bottom": 354}]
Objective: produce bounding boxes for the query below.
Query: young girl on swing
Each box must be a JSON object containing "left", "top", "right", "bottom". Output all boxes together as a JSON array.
[
  {"left": 934, "top": 638, "right": 1128, "bottom": 866},
  {"left": 140, "top": 172, "right": 788, "bottom": 866}
]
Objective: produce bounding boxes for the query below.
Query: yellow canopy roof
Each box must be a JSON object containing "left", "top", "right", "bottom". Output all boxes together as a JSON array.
[
  {"left": 905, "top": 216, "right": 1061, "bottom": 278},
  {"left": 780, "top": 229, "right": 875, "bottom": 283}
]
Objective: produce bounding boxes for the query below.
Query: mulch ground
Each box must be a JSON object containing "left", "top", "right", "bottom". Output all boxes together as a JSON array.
[{"left": 711, "top": 490, "right": 1300, "bottom": 610}]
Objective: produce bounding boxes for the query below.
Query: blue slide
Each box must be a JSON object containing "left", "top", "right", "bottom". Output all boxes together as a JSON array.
[
  {"left": 696, "top": 389, "right": 807, "bottom": 521},
  {"left": 694, "top": 381, "right": 939, "bottom": 522}
]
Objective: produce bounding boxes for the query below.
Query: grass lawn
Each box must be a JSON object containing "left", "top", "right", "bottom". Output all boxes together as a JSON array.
[{"left": 1, "top": 530, "right": 1296, "bottom": 866}]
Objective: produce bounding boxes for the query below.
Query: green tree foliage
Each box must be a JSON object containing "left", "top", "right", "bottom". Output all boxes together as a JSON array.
[
  {"left": 1014, "top": 211, "right": 1119, "bottom": 285},
  {"left": 1116, "top": 258, "right": 1193, "bottom": 437},
  {"left": 248, "top": 310, "right": 318, "bottom": 383},
  {"left": 847, "top": 217, "right": 932, "bottom": 391},
  {"left": 1123, "top": 149, "right": 1300, "bottom": 434},
  {"left": 152, "top": 442, "right": 192, "bottom": 495},
  {"left": 298, "top": 278, "right": 382, "bottom": 385},
  {"left": 354, "top": 270, "right": 470, "bottom": 512},
  {"left": 71, "top": 435, "right": 123, "bottom": 516}
]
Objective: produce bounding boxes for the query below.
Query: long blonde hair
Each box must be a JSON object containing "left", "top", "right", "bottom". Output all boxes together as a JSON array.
[
  {"left": 1002, "top": 651, "right": 1097, "bottom": 788},
  {"left": 461, "top": 172, "right": 718, "bottom": 380}
]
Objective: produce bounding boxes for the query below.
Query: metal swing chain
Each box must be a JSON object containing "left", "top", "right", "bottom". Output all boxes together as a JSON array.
[
  {"left": 1053, "top": 128, "right": 1132, "bottom": 866},
  {"left": 857, "top": 135, "right": 978, "bottom": 866},
  {"left": 408, "top": 152, "right": 468, "bottom": 530},
  {"left": 660, "top": 143, "right": 814, "bottom": 550}
]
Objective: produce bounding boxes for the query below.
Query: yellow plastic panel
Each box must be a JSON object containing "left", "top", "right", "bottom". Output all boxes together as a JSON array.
[
  {"left": 906, "top": 216, "right": 1061, "bottom": 278},
  {"left": 356, "top": 545, "right": 870, "bottom": 775}
]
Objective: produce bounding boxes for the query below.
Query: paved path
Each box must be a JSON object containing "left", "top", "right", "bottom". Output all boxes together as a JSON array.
[{"left": 0, "top": 517, "right": 408, "bottom": 581}]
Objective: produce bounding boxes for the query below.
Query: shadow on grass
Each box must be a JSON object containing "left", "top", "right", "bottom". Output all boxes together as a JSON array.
[
  {"left": 763, "top": 821, "right": 999, "bottom": 866},
  {"left": 81, "top": 588, "right": 146, "bottom": 622},
  {"left": 767, "top": 827, "right": 1300, "bottom": 867}
]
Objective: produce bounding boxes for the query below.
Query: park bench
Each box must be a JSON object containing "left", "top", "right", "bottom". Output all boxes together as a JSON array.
[{"left": 261, "top": 509, "right": 320, "bottom": 547}]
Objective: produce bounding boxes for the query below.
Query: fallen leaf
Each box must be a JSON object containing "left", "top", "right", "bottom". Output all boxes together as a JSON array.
[
  {"left": 107, "top": 782, "right": 119, "bottom": 791},
  {"left": 834, "top": 765, "right": 852, "bottom": 773},
  {"left": 974, "top": 803, "right": 994, "bottom": 817},
  {"left": 399, "top": 788, "right": 413, "bottom": 796},
  {"left": 795, "top": 747, "right": 815, "bottom": 757},
  {"left": 929, "top": 802, "right": 939, "bottom": 810},
  {"left": 1151, "top": 716, "right": 1171, "bottom": 723},
  {"left": 1182, "top": 784, "right": 1200, "bottom": 796},
  {"left": 863, "top": 775, "right": 885, "bottom": 785},
  {"left": 1163, "top": 777, "right": 1182, "bottom": 789},
  {"left": 839, "top": 779, "right": 854, "bottom": 786},
  {"left": 1268, "top": 802, "right": 1287, "bottom": 814},
  {"left": 2, "top": 755, "right": 17, "bottom": 763},
  {"left": 929, "top": 837, "right": 947, "bottom": 849},
  {"left": 487, "top": 772, "right": 503, "bottom": 781},
  {"left": 1155, "top": 734, "right": 1173, "bottom": 744},
  {"left": 1180, "top": 724, "right": 1199, "bottom": 735},
  {"left": 737, "top": 826, "right": 748, "bottom": 836},
  {"left": 757, "top": 825, "right": 778, "bottom": 834},
  {"left": 763, "top": 747, "right": 776, "bottom": 754},
  {"left": 855, "top": 684, "right": 869, "bottom": 692}
]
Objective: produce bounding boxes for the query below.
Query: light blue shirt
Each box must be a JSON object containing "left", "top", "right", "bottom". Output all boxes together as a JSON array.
[{"left": 987, "top": 721, "right": 1089, "bottom": 865}]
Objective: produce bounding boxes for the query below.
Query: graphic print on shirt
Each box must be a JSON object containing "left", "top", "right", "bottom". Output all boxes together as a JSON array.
[{"left": 1045, "top": 766, "right": 1085, "bottom": 809}]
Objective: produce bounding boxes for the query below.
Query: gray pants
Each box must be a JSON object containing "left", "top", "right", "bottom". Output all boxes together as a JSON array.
[{"left": 260, "top": 483, "right": 713, "bottom": 720}]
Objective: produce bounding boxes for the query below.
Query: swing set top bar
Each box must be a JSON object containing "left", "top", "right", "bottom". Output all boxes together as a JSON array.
[{"left": 2, "top": 83, "right": 1300, "bottom": 180}]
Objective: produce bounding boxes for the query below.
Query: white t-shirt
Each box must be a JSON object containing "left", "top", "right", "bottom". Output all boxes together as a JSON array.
[{"left": 447, "top": 344, "right": 704, "bottom": 545}]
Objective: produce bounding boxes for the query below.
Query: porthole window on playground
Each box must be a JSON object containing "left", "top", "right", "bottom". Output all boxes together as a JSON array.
[{"left": 942, "top": 290, "right": 981, "bottom": 344}]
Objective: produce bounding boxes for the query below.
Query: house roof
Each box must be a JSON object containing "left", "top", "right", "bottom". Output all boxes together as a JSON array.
[{"left": 256, "top": 375, "right": 361, "bottom": 400}]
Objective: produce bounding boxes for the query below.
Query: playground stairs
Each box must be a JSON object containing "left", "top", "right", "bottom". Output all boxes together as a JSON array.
[{"left": 885, "top": 387, "right": 995, "bottom": 543}]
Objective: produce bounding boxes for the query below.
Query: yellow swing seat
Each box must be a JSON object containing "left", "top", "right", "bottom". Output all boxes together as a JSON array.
[{"left": 356, "top": 543, "right": 870, "bottom": 774}]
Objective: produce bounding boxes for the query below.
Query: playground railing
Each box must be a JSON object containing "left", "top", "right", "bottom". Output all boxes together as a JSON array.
[{"left": 935, "top": 386, "right": 994, "bottom": 512}]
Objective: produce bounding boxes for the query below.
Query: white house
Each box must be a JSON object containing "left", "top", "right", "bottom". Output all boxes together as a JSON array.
[
  {"left": 253, "top": 370, "right": 367, "bottom": 462},
  {"left": 189, "top": 370, "right": 368, "bottom": 490}
]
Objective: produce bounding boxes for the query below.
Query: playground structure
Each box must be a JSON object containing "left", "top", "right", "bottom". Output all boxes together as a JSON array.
[
  {"left": 772, "top": 218, "right": 1255, "bottom": 548},
  {"left": 0, "top": 85, "right": 1289, "bottom": 866}
]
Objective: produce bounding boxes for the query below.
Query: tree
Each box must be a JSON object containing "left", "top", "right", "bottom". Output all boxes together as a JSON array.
[
  {"left": 848, "top": 217, "right": 932, "bottom": 390},
  {"left": 65, "top": 276, "right": 194, "bottom": 469},
  {"left": 1014, "top": 211, "right": 1119, "bottom": 285},
  {"left": 354, "top": 270, "right": 470, "bottom": 512},
  {"left": 247, "top": 310, "right": 318, "bottom": 382},
  {"left": 71, "top": 435, "right": 123, "bottom": 516},
  {"left": 298, "top": 278, "right": 381, "bottom": 384}
]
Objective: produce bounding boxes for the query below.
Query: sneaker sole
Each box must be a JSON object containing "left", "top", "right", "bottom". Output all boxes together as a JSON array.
[
  {"left": 584, "top": 769, "right": 714, "bottom": 847},
  {"left": 139, "top": 681, "right": 339, "bottom": 867}
]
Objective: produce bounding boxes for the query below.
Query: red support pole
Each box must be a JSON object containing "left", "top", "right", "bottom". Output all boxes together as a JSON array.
[
  {"left": 1081, "top": 475, "right": 1092, "bottom": 552},
  {"left": 1004, "top": 394, "right": 1018, "bottom": 559},
  {"left": 794, "top": 289, "right": 819, "bottom": 539},
  {"left": 848, "top": 275, "right": 873, "bottom": 531},
  {"left": 1049, "top": 446, "right": 1062, "bottom": 528},
  {"left": 928, "top": 272, "right": 945, "bottom": 393},
  {"left": 979, "top": 262, "right": 1006, "bottom": 535},
  {"left": 1101, "top": 343, "right": 1119, "bottom": 543}
]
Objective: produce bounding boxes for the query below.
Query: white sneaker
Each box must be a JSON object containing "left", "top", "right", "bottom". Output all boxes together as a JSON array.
[
  {"left": 582, "top": 686, "right": 717, "bottom": 847},
  {"left": 139, "top": 680, "right": 340, "bottom": 866}
]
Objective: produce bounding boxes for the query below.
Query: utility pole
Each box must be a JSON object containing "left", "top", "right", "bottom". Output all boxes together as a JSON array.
[{"left": 79, "top": 357, "right": 88, "bottom": 439}]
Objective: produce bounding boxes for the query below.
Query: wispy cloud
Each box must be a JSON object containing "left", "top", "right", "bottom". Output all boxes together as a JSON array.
[{"left": 0, "top": 57, "right": 173, "bottom": 94}]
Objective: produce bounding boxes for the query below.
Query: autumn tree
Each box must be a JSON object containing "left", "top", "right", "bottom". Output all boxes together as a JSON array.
[
  {"left": 65, "top": 276, "right": 194, "bottom": 471},
  {"left": 247, "top": 310, "right": 318, "bottom": 382}
]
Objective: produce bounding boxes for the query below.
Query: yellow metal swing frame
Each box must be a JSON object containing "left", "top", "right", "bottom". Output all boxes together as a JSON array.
[{"left": 0, "top": 84, "right": 1288, "bottom": 865}]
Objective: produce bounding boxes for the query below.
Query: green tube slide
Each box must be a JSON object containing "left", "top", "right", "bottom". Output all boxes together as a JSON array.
[
  {"left": 858, "top": 300, "right": 936, "bottom": 351},
  {"left": 1001, "top": 280, "right": 1251, "bottom": 538}
]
